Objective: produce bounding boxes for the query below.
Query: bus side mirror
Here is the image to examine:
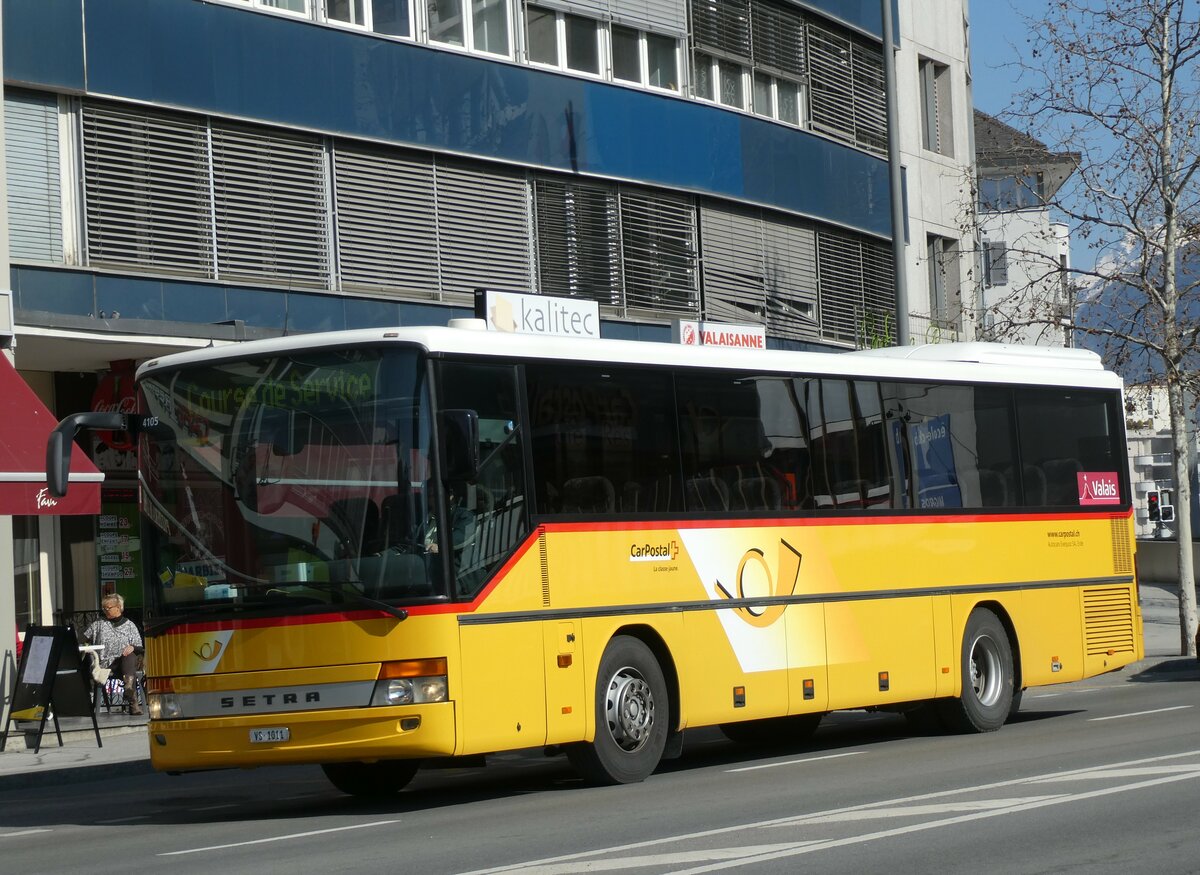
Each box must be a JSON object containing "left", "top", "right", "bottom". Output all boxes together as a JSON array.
[
  {"left": 439, "top": 409, "right": 479, "bottom": 482},
  {"left": 46, "top": 412, "right": 130, "bottom": 497}
]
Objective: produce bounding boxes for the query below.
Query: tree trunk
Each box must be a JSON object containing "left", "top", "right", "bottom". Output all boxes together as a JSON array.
[{"left": 1168, "top": 380, "right": 1198, "bottom": 656}]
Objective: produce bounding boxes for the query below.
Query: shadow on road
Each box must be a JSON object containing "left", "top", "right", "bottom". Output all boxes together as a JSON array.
[{"left": 1128, "top": 657, "right": 1200, "bottom": 683}]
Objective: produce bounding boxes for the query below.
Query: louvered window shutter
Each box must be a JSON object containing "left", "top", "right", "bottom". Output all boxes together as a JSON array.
[
  {"left": 691, "top": 0, "right": 751, "bottom": 62},
  {"left": 749, "top": 0, "right": 804, "bottom": 78},
  {"left": 699, "top": 203, "right": 764, "bottom": 324},
  {"left": 534, "top": 177, "right": 621, "bottom": 305},
  {"left": 620, "top": 187, "right": 698, "bottom": 315},
  {"left": 212, "top": 124, "right": 329, "bottom": 288},
  {"left": 83, "top": 102, "right": 213, "bottom": 276},
  {"left": 612, "top": 0, "right": 688, "bottom": 35},
  {"left": 861, "top": 237, "right": 895, "bottom": 328},
  {"left": 334, "top": 144, "right": 438, "bottom": 296},
  {"left": 763, "top": 215, "right": 818, "bottom": 340},
  {"left": 6, "top": 90, "right": 63, "bottom": 263},
  {"left": 807, "top": 23, "right": 854, "bottom": 142},
  {"left": 816, "top": 230, "right": 863, "bottom": 346},
  {"left": 985, "top": 240, "right": 1008, "bottom": 287},
  {"left": 816, "top": 230, "right": 895, "bottom": 347},
  {"left": 434, "top": 159, "right": 532, "bottom": 300},
  {"left": 851, "top": 41, "right": 886, "bottom": 153}
]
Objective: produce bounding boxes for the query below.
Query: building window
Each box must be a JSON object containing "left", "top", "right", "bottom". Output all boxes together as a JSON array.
[
  {"left": 423, "top": 0, "right": 510, "bottom": 54},
  {"left": 690, "top": 0, "right": 811, "bottom": 127},
  {"left": 927, "top": 235, "right": 961, "bottom": 325},
  {"left": 261, "top": 0, "right": 309, "bottom": 14},
  {"left": 324, "top": 0, "right": 412, "bottom": 36},
  {"left": 564, "top": 13, "right": 601, "bottom": 74},
  {"left": 920, "top": 58, "right": 954, "bottom": 156},
  {"left": 524, "top": 6, "right": 678, "bottom": 90},
  {"left": 983, "top": 240, "right": 1008, "bottom": 287},
  {"left": 978, "top": 173, "right": 1044, "bottom": 211}
]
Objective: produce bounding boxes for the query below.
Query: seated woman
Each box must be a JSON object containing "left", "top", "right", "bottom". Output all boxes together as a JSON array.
[{"left": 84, "top": 593, "right": 144, "bottom": 715}]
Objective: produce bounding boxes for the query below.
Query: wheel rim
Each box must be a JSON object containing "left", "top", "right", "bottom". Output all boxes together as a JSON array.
[
  {"left": 969, "top": 634, "right": 1003, "bottom": 707},
  {"left": 603, "top": 665, "right": 656, "bottom": 752}
]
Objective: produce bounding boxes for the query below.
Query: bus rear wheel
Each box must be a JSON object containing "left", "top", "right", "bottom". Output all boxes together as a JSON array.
[
  {"left": 567, "top": 636, "right": 669, "bottom": 785},
  {"left": 938, "top": 608, "right": 1014, "bottom": 733},
  {"left": 721, "top": 713, "right": 822, "bottom": 746},
  {"left": 321, "top": 760, "right": 419, "bottom": 797}
]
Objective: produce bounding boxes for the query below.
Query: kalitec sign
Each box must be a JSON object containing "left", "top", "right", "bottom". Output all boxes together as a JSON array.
[
  {"left": 1077, "top": 472, "right": 1121, "bottom": 506},
  {"left": 673, "top": 320, "right": 766, "bottom": 350},
  {"left": 477, "top": 290, "right": 600, "bottom": 339}
]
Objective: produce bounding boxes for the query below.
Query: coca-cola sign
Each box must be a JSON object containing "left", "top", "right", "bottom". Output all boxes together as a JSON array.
[{"left": 91, "top": 360, "right": 138, "bottom": 451}]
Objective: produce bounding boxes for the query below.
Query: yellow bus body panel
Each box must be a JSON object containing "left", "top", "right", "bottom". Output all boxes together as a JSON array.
[{"left": 146, "top": 511, "right": 1141, "bottom": 771}]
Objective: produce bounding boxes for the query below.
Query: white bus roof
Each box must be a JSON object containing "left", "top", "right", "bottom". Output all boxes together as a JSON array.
[{"left": 137, "top": 323, "right": 1122, "bottom": 391}]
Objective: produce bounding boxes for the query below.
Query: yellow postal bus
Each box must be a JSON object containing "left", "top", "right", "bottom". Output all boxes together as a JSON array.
[{"left": 50, "top": 325, "right": 1142, "bottom": 794}]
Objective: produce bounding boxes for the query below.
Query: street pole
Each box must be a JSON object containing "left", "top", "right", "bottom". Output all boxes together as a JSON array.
[
  {"left": 881, "top": 0, "right": 908, "bottom": 347},
  {"left": 0, "top": 0, "right": 18, "bottom": 728}
]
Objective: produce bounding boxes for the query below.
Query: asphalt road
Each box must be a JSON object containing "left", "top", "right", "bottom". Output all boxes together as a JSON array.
[{"left": 2, "top": 657, "right": 1197, "bottom": 874}]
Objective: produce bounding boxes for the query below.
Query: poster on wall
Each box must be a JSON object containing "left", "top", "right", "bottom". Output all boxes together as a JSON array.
[{"left": 96, "top": 487, "right": 143, "bottom": 608}]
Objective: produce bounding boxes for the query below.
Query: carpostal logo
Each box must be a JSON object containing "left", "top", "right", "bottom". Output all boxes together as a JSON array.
[
  {"left": 1077, "top": 471, "right": 1120, "bottom": 506},
  {"left": 630, "top": 540, "right": 679, "bottom": 562}
]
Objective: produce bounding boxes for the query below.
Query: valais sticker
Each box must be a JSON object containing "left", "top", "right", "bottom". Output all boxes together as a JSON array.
[{"left": 1077, "top": 472, "right": 1120, "bottom": 505}]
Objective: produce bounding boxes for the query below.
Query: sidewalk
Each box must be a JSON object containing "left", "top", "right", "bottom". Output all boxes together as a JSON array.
[{"left": 0, "top": 583, "right": 1194, "bottom": 792}]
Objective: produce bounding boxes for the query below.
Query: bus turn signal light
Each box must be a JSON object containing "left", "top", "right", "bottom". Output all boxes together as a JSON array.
[{"left": 379, "top": 658, "right": 448, "bottom": 679}]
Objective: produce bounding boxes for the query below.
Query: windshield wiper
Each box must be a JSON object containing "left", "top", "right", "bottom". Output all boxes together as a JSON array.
[
  {"left": 281, "top": 581, "right": 409, "bottom": 622},
  {"left": 144, "top": 601, "right": 250, "bottom": 637}
]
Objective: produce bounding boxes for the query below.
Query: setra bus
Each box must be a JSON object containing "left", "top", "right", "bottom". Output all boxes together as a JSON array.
[{"left": 48, "top": 322, "right": 1142, "bottom": 794}]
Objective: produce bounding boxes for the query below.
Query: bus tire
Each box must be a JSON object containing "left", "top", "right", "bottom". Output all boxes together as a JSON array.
[
  {"left": 938, "top": 608, "right": 1014, "bottom": 733},
  {"left": 321, "top": 760, "right": 418, "bottom": 797},
  {"left": 720, "top": 713, "right": 821, "bottom": 746},
  {"left": 567, "top": 636, "right": 669, "bottom": 785},
  {"left": 1008, "top": 687, "right": 1025, "bottom": 723}
]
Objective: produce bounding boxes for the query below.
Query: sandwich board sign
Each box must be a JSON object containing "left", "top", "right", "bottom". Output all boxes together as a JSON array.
[{"left": 1, "top": 625, "right": 101, "bottom": 752}]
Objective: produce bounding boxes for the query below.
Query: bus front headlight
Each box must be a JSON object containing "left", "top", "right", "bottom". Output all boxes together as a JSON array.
[{"left": 371, "top": 658, "right": 449, "bottom": 706}]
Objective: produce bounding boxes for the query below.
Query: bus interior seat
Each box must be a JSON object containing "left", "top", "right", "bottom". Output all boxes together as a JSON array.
[
  {"left": 327, "top": 497, "right": 381, "bottom": 556},
  {"left": 1042, "top": 458, "right": 1083, "bottom": 505},
  {"left": 978, "top": 468, "right": 1009, "bottom": 507},
  {"left": 561, "top": 476, "right": 616, "bottom": 514},
  {"left": 685, "top": 474, "right": 730, "bottom": 512},
  {"left": 1021, "top": 464, "right": 1047, "bottom": 506},
  {"left": 731, "top": 475, "right": 783, "bottom": 511}
]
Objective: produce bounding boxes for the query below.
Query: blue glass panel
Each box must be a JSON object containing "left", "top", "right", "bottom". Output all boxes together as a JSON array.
[
  {"left": 163, "top": 281, "right": 229, "bottom": 324},
  {"left": 286, "top": 292, "right": 346, "bottom": 333},
  {"left": 13, "top": 267, "right": 94, "bottom": 317},
  {"left": 345, "top": 297, "right": 402, "bottom": 328},
  {"left": 227, "top": 287, "right": 286, "bottom": 329},
  {"left": 96, "top": 274, "right": 164, "bottom": 321},
  {"left": 81, "top": 0, "right": 891, "bottom": 239},
  {"left": 397, "top": 301, "right": 469, "bottom": 326},
  {"left": 3, "top": 0, "right": 85, "bottom": 90}
]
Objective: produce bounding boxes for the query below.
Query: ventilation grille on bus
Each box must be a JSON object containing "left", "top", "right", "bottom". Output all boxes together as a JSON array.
[
  {"left": 538, "top": 525, "right": 550, "bottom": 607},
  {"left": 1082, "top": 586, "right": 1136, "bottom": 656},
  {"left": 1110, "top": 518, "right": 1133, "bottom": 575}
]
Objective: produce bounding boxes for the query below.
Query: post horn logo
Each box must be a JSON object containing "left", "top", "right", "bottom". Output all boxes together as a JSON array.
[
  {"left": 714, "top": 539, "right": 802, "bottom": 628},
  {"left": 194, "top": 640, "right": 223, "bottom": 662}
]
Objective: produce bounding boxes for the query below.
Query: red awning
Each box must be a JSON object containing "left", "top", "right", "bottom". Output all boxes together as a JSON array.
[{"left": 0, "top": 354, "right": 103, "bottom": 515}]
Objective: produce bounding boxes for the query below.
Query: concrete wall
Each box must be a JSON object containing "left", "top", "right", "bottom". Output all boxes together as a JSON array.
[{"left": 1136, "top": 539, "right": 1200, "bottom": 585}]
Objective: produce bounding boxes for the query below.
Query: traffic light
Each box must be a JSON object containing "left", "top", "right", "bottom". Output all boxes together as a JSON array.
[
  {"left": 1160, "top": 489, "right": 1175, "bottom": 522},
  {"left": 1147, "top": 490, "right": 1161, "bottom": 521}
]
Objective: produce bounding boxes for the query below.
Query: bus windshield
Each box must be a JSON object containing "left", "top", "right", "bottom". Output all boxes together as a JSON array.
[{"left": 138, "top": 347, "right": 443, "bottom": 624}]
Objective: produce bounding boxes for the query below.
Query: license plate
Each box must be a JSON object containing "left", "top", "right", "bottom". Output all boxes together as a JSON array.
[{"left": 249, "top": 727, "right": 290, "bottom": 743}]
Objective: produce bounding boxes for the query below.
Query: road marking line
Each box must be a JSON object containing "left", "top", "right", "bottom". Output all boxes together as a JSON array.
[
  {"left": 726, "top": 751, "right": 865, "bottom": 773},
  {"left": 0, "top": 829, "right": 51, "bottom": 838},
  {"left": 158, "top": 820, "right": 399, "bottom": 856},
  {"left": 1089, "top": 705, "right": 1193, "bottom": 721},
  {"left": 1031, "top": 764, "right": 1200, "bottom": 782},
  {"left": 789, "top": 796, "right": 1066, "bottom": 824},
  {"left": 459, "top": 749, "right": 1200, "bottom": 875},
  {"left": 512, "top": 843, "right": 823, "bottom": 873},
  {"left": 192, "top": 803, "right": 239, "bottom": 812},
  {"left": 96, "top": 816, "right": 150, "bottom": 824}
]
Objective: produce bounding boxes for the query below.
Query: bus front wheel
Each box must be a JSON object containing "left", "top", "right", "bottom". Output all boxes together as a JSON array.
[
  {"left": 321, "top": 759, "right": 419, "bottom": 797},
  {"left": 938, "top": 608, "right": 1014, "bottom": 733},
  {"left": 567, "top": 636, "right": 669, "bottom": 785}
]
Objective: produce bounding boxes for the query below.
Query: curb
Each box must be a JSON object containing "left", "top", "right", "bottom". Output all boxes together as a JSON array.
[{"left": 0, "top": 757, "right": 156, "bottom": 792}]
